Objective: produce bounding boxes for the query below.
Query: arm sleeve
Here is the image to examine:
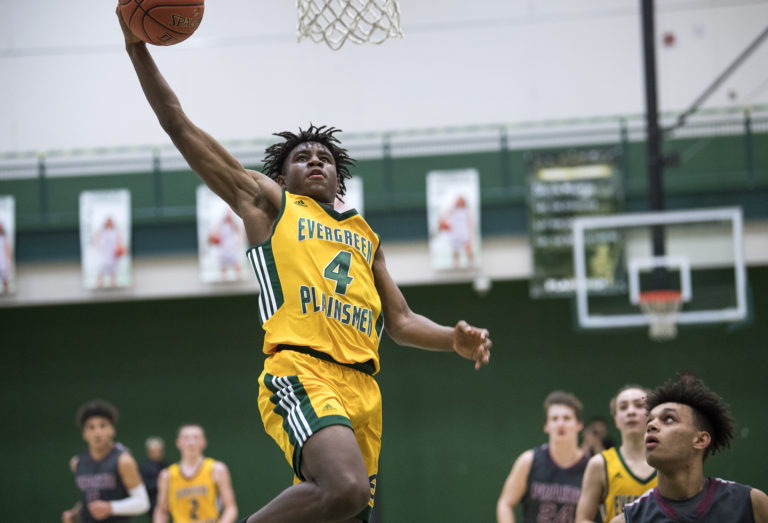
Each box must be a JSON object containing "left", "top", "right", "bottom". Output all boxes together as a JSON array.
[{"left": 110, "top": 484, "right": 150, "bottom": 516}]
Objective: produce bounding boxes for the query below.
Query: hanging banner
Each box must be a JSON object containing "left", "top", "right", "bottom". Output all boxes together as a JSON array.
[
  {"left": 334, "top": 176, "right": 364, "bottom": 217},
  {"left": 0, "top": 195, "right": 16, "bottom": 295},
  {"left": 80, "top": 190, "right": 132, "bottom": 289},
  {"left": 526, "top": 148, "right": 624, "bottom": 298},
  {"left": 196, "top": 185, "right": 248, "bottom": 283},
  {"left": 426, "top": 169, "right": 482, "bottom": 271}
]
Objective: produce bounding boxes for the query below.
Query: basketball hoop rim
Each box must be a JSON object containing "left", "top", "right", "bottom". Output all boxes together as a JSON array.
[{"left": 638, "top": 289, "right": 683, "bottom": 304}]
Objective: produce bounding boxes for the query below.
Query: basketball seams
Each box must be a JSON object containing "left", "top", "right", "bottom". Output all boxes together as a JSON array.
[
  {"left": 121, "top": 0, "right": 204, "bottom": 46},
  {"left": 146, "top": 6, "right": 201, "bottom": 39}
]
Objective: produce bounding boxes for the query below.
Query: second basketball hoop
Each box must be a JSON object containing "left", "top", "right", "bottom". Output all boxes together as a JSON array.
[{"left": 297, "top": 0, "right": 403, "bottom": 51}]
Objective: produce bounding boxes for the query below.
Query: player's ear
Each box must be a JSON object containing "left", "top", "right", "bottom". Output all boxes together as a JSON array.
[
  {"left": 693, "top": 430, "right": 711, "bottom": 451},
  {"left": 276, "top": 174, "right": 287, "bottom": 189}
]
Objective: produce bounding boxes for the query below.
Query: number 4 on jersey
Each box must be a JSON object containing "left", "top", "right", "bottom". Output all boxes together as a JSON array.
[{"left": 324, "top": 251, "right": 354, "bottom": 295}]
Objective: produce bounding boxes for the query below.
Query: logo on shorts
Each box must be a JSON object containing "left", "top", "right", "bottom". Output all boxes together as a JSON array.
[{"left": 322, "top": 403, "right": 336, "bottom": 412}]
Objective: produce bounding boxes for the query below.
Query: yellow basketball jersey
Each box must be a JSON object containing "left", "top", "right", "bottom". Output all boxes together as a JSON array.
[
  {"left": 602, "top": 447, "right": 657, "bottom": 521},
  {"left": 168, "top": 458, "right": 219, "bottom": 523},
  {"left": 247, "top": 192, "right": 383, "bottom": 373}
]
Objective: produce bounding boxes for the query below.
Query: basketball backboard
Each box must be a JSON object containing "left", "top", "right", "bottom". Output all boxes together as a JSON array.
[{"left": 571, "top": 207, "right": 747, "bottom": 336}]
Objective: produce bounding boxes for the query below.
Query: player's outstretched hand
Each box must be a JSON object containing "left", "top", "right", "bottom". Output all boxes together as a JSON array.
[
  {"left": 115, "top": 4, "right": 143, "bottom": 46},
  {"left": 453, "top": 320, "right": 492, "bottom": 370}
]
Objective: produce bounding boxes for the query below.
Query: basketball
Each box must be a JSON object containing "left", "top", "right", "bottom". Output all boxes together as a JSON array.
[{"left": 119, "top": 0, "right": 204, "bottom": 46}]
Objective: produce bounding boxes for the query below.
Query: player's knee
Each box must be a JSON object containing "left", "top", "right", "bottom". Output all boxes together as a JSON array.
[{"left": 322, "top": 472, "right": 370, "bottom": 517}]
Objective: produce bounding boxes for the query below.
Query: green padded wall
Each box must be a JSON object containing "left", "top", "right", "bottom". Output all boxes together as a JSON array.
[{"left": 2, "top": 267, "right": 766, "bottom": 521}]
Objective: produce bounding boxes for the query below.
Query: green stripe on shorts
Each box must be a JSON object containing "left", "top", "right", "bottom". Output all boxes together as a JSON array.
[{"left": 264, "top": 373, "right": 352, "bottom": 479}]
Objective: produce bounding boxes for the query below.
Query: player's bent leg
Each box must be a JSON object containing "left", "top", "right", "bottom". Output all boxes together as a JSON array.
[
  {"left": 244, "top": 425, "right": 370, "bottom": 523},
  {"left": 301, "top": 424, "right": 371, "bottom": 519}
]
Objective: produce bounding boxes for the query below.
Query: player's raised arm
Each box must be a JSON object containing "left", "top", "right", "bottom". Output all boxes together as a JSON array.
[
  {"left": 372, "top": 247, "right": 491, "bottom": 369},
  {"left": 115, "top": 6, "right": 281, "bottom": 233}
]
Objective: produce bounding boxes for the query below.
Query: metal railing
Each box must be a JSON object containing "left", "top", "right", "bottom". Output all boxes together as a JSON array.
[{"left": 1, "top": 106, "right": 766, "bottom": 229}]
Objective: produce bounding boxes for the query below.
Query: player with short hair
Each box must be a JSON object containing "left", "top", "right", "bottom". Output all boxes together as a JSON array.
[
  {"left": 153, "top": 424, "right": 238, "bottom": 523},
  {"left": 117, "top": 9, "right": 492, "bottom": 523},
  {"left": 497, "top": 391, "right": 588, "bottom": 523},
  {"left": 575, "top": 385, "right": 657, "bottom": 523},
  {"left": 611, "top": 374, "right": 768, "bottom": 523},
  {"left": 62, "top": 399, "right": 150, "bottom": 523}
]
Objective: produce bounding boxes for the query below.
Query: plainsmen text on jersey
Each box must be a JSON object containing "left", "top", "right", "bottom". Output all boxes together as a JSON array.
[
  {"left": 167, "top": 458, "right": 219, "bottom": 523},
  {"left": 247, "top": 192, "right": 384, "bottom": 373}
]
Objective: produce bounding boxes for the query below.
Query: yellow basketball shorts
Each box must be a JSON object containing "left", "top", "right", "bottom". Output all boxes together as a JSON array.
[{"left": 257, "top": 349, "right": 382, "bottom": 519}]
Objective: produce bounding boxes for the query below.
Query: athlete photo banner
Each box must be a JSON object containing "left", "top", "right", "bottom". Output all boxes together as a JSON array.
[
  {"left": 426, "top": 168, "right": 482, "bottom": 271},
  {"left": 196, "top": 185, "right": 248, "bottom": 283},
  {"left": 334, "top": 176, "right": 364, "bottom": 217},
  {"left": 0, "top": 195, "right": 16, "bottom": 295},
  {"left": 79, "top": 189, "right": 132, "bottom": 289}
]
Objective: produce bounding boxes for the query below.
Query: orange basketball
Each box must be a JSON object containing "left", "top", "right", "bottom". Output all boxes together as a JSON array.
[{"left": 119, "top": 0, "right": 204, "bottom": 46}]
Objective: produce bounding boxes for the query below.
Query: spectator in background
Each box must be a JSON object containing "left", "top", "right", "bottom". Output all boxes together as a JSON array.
[
  {"left": 497, "top": 391, "right": 589, "bottom": 523},
  {"left": 139, "top": 436, "right": 168, "bottom": 520},
  {"left": 581, "top": 416, "right": 615, "bottom": 457}
]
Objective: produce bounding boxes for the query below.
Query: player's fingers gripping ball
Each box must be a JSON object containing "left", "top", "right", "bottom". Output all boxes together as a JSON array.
[{"left": 119, "top": 0, "right": 204, "bottom": 46}]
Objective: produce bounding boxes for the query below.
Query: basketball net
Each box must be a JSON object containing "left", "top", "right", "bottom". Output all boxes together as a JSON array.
[
  {"left": 297, "top": 0, "right": 403, "bottom": 51},
  {"left": 638, "top": 290, "right": 682, "bottom": 341}
]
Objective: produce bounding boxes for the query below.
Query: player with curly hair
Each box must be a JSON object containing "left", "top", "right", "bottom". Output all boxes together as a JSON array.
[
  {"left": 117, "top": 7, "right": 492, "bottom": 523},
  {"left": 62, "top": 400, "right": 150, "bottom": 523},
  {"left": 611, "top": 374, "right": 768, "bottom": 523}
]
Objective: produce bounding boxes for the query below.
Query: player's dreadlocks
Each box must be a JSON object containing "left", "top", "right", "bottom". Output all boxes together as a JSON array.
[
  {"left": 646, "top": 373, "right": 734, "bottom": 460},
  {"left": 261, "top": 124, "right": 354, "bottom": 199}
]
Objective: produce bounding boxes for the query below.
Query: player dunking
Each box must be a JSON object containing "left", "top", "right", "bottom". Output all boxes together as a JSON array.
[
  {"left": 613, "top": 374, "right": 768, "bottom": 523},
  {"left": 117, "top": 8, "right": 492, "bottom": 523},
  {"left": 575, "top": 385, "right": 657, "bottom": 523}
]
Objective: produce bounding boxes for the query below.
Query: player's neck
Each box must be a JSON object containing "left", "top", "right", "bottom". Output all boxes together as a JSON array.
[
  {"left": 89, "top": 442, "right": 115, "bottom": 461},
  {"left": 619, "top": 432, "right": 646, "bottom": 459},
  {"left": 548, "top": 439, "right": 582, "bottom": 467},
  {"left": 180, "top": 454, "right": 204, "bottom": 470},
  {"left": 657, "top": 464, "right": 706, "bottom": 500}
]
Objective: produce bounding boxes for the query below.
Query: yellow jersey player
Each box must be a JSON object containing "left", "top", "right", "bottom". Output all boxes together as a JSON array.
[
  {"left": 117, "top": 7, "right": 492, "bottom": 523},
  {"left": 153, "top": 424, "right": 238, "bottom": 523},
  {"left": 575, "top": 386, "right": 657, "bottom": 522}
]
